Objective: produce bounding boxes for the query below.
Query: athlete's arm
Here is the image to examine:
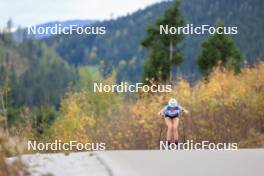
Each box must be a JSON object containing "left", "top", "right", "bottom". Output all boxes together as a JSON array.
[
  {"left": 179, "top": 106, "right": 189, "bottom": 114},
  {"left": 158, "top": 107, "right": 166, "bottom": 116}
]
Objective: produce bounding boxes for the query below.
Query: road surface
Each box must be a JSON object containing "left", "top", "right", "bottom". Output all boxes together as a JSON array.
[
  {"left": 8, "top": 150, "right": 264, "bottom": 176},
  {"left": 99, "top": 150, "right": 264, "bottom": 176}
]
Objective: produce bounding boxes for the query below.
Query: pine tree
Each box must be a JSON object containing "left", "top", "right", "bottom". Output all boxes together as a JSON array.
[
  {"left": 142, "top": 0, "right": 185, "bottom": 83},
  {"left": 198, "top": 20, "right": 243, "bottom": 77},
  {"left": 6, "top": 18, "right": 13, "bottom": 33}
]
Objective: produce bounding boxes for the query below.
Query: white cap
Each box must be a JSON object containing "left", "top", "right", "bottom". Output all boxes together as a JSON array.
[{"left": 168, "top": 98, "right": 178, "bottom": 107}]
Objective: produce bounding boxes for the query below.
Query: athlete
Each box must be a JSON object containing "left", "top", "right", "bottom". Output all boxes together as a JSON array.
[{"left": 158, "top": 98, "right": 188, "bottom": 149}]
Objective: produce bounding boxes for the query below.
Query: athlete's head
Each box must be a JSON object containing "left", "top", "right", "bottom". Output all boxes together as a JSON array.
[{"left": 168, "top": 98, "right": 178, "bottom": 107}]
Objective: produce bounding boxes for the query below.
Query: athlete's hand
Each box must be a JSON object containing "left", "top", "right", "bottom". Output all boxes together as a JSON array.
[
  {"left": 184, "top": 110, "right": 189, "bottom": 114},
  {"left": 158, "top": 112, "right": 164, "bottom": 117}
]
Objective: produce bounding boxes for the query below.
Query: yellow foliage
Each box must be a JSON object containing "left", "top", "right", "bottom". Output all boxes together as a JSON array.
[
  {"left": 50, "top": 62, "right": 264, "bottom": 149},
  {"left": 130, "top": 63, "right": 264, "bottom": 147}
]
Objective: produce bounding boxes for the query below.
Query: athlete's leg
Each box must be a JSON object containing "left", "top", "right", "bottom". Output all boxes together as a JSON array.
[
  {"left": 165, "top": 118, "right": 173, "bottom": 141},
  {"left": 172, "top": 118, "right": 180, "bottom": 141}
]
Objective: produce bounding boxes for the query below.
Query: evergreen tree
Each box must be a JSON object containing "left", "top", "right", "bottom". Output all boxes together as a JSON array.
[
  {"left": 13, "top": 44, "right": 78, "bottom": 108},
  {"left": 142, "top": 0, "right": 185, "bottom": 82},
  {"left": 6, "top": 18, "right": 13, "bottom": 33},
  {"left": 198, "top": 20, "right": 243, "bottom": 77}
]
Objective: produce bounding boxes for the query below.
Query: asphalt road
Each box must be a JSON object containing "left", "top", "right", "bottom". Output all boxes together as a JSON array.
[
  {"left": 10, "top": 149, "right": 264, "bottom": 176},
  {"left": 98, "top": 150, "right": 264, "bottom": 176}
]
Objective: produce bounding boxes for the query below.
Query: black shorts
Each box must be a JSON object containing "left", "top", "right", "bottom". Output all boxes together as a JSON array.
[{"left": 165, "top": 114, "right": 180, "bottom": 119}]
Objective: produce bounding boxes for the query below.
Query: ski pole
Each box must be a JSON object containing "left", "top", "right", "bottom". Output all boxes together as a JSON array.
[
  {"left": 182, "top": 116, "right": 186, "bottom": 143},
  {"left": 158, "top": 123, "right": 163, "bottom": 144},
  {"left": 181, "top": 110, "right": 187, "bottom": 143},
  {"left": 158, "top": 113, "right": 165, "bottom": 145}
]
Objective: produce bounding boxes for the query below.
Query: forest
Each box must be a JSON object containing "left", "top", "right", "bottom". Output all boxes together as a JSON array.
[{"left": 44, "top": 0, "right": 264, "bottom": 82}]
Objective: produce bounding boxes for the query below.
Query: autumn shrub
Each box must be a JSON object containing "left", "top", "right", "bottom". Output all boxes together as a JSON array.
[
  {"left": 0, "top": 133, "right": 29, "bottom": 176},
  {"left": 131, "top": 63, "right": 264, "bottom": 148},
  {"left": 50, "top": 73, "right": 126, "bottom": 150},
  {"left": 50, "top": 63, "right": 264, "bottom": 149}
]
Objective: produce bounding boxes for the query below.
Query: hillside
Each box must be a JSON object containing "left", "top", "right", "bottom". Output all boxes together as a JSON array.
[
  {"left": 44, "top": 0, "right": 264, "bottom": 83},
  {"left": 44, "top": 2, "right": 171, "bottom": 83},
  {"left": 0, "top": 33, "right": 78, "bottom": 111},
  {"left": 0, "top": 40, "right": 29, "bottom": 77}
]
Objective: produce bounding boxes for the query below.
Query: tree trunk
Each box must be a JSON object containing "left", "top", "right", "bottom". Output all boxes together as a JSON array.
[{"left": 0, "top": 93, "right": 9, "bottom": 134}]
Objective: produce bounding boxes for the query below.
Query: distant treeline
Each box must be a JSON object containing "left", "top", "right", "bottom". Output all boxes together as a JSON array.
[{"left": 44, "top": 0, "right": 264, "bottom": 83}]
